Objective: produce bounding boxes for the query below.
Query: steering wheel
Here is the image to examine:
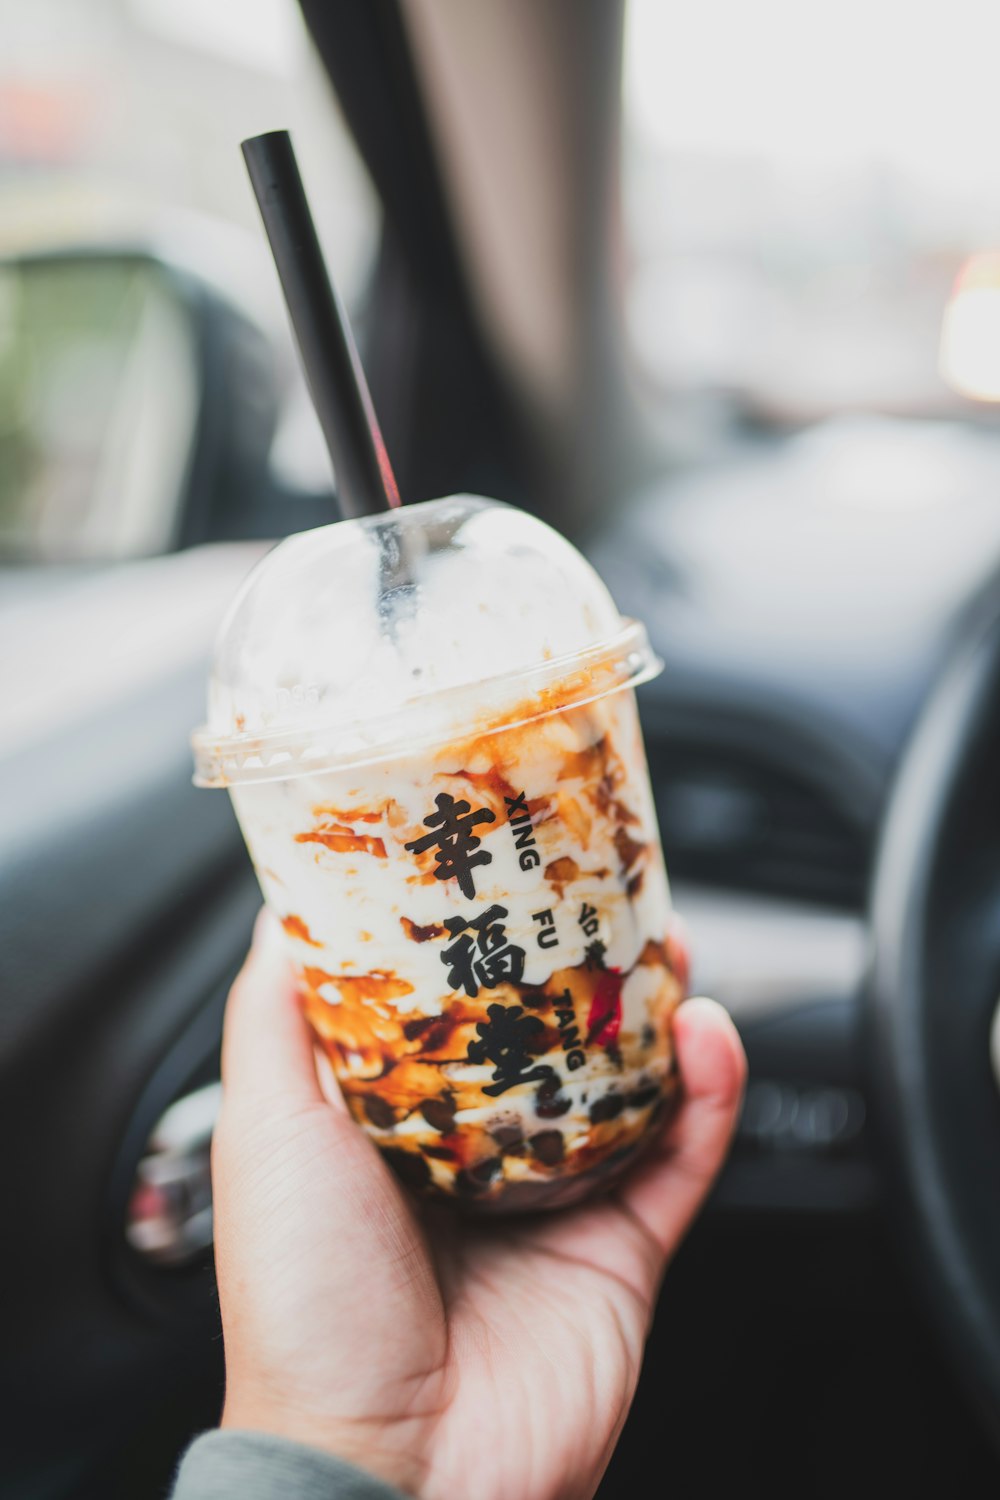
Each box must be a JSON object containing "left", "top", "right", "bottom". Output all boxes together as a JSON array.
[{"left": 869, "top": 589, "right": 1000, "bottom": 1437}]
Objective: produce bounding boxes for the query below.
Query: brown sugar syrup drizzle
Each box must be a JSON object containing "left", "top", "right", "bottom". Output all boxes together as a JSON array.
[{"left": 290, "top": 690, "right": 685, "bottom": 1192}]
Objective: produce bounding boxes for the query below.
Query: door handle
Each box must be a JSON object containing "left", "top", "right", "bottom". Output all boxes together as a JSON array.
[{"left": 125, "top": 1080, "right": 222, "bottom": 1267}]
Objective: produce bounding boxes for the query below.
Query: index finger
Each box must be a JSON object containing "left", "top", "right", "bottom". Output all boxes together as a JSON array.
[{"left": 221, "top": 908, "right": 324, "bottom": 1113}]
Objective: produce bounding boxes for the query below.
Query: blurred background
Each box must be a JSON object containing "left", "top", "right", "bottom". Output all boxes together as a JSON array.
[
  {"left": 7, "top": 0, "right": 1000, "bottom": 562},
  {"left": 5, "top": 1, "right": 1000, "bottom": 1497},
  {"left": 0, "top": 0, "right": 374, "bottom": 560},
  {"left": 627, "top": 0, "right": 1000, "bottom": 426}
]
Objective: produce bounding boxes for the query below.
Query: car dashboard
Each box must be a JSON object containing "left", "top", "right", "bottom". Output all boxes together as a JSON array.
[{"left": 593, "top": 413, "right": 1000, "bottom": 1217}]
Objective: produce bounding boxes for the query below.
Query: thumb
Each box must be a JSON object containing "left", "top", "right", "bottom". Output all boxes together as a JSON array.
[{"left": 618, "top": 996, "right": 746, "bottom": 1259}]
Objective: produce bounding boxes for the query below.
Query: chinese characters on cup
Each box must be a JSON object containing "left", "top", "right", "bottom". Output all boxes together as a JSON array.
[{"left": 405, "top": 791, "right": 612, "bottom": 1098}]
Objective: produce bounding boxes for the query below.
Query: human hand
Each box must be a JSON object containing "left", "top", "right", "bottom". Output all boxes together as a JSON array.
[{"left": 213, "top": 912, "right": 746, "bottom": 1500}]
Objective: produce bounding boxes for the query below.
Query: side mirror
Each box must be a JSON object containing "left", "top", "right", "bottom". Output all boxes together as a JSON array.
[{"left": 0, "top": 247, "right": 301, "bottom": 562}]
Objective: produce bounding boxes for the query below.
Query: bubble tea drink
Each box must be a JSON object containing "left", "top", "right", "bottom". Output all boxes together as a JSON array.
[{"left": 194, "top": 496, "right": 686, "bottom": 1211}]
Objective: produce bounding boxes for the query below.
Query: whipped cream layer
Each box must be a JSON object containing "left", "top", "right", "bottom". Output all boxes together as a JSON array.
[{"left": 232, "top": 682, "right": 685, "bottom": 1210}]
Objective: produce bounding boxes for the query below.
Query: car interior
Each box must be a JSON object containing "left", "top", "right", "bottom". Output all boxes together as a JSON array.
[{"left": 4, "top": 1, "right": 1000, "bottom": 1495}]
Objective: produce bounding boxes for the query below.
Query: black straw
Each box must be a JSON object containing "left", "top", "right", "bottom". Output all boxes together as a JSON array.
[{"left": 241, "top": 130, "right": 399, "bottom": 518}]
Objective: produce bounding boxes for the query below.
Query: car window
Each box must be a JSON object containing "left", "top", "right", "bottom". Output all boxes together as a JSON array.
[
  {"left": 0, "top": 0, "right": 377, "bottom": 561},
  {"left": 624, "top": 0, "right": 1000, "bottom": 424}
]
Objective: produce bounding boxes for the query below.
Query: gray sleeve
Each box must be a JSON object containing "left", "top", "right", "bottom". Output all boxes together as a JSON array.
[{"left": 170, "top": 1430, "right": 412, "bottom": 1500}]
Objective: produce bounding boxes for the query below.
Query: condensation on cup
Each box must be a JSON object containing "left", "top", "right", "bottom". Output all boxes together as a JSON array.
[{"left": 193, "top": 497, "right": 687, "bottom": 1211}]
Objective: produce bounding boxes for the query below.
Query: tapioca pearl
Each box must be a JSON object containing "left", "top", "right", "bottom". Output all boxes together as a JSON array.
[
  {"left": 383, "top": 1147, "right": 432, "bottom": 1190},
  {"left": 420, "top": 1095, "right": 457, "bottom": 1132},
  {"left": 490, "top": 1121, "right": 524, "bottom": 1150},
  {"left": 454, "top": 1158, "right": 502, "bottom": 1196},
  {"left": 588, "top": 1093, "right": 625, "bottom": 1124},
  {"left": 363, "top": 1094, "right": 396, "bottom": 1128},
  {"left": 535, "top": 1074, "right": 571, "bottom": 1119},
  {"left": 528, "top": 1130, "right": 565, "bottom": 1166},
  {"left": 423, "top": 1143, "right": 458, "bottom": 1162},
  {"left": 627, "top": 1082, "right": 661, "bottom": 1110}
]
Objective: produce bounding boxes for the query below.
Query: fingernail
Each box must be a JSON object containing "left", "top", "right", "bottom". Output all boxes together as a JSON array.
[
  {"left": 682, "top": 994, "right": 722, "bottom": 1012},
  {"left": 675, "top": 995, "right": 731, "bottom": 1031}
]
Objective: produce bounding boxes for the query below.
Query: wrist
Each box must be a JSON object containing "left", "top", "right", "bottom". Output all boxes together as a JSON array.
[{"left": 220, "top": 1393, "right": 429, "bottom": 1498}]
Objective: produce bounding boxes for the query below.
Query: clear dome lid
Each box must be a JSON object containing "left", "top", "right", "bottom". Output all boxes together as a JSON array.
[{"left": 192, "top": 495, "right": 660, "bottom": 786}]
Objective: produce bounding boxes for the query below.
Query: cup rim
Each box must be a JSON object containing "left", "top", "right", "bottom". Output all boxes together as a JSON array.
[{"left": 191, "top": 618, "right": 662, "bottom": 789}]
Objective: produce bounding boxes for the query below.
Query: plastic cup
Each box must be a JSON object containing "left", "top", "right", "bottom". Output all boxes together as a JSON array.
[{"left": 193, "top": 496, "right": 686, "bottom": 1211}]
